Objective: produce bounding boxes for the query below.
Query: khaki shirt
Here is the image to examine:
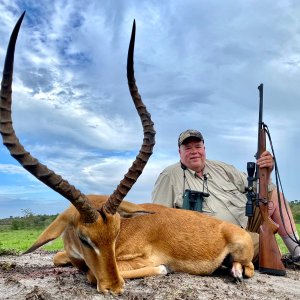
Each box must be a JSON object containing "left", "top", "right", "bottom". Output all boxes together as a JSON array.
[{"left": 152, "top": 160, "right": 275, "bottom": 228}]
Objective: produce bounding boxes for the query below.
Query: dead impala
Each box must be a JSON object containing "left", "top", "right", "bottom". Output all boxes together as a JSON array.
[{"left": 0, "top": 12, "right": 254, "bottom": 295}]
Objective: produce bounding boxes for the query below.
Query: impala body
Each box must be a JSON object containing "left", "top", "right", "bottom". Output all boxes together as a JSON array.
[
  {"left": 27, "top": 195, "right": 254, "bottom": 294},
  {"left": 0, "top": 12, "right": 254, "bottom": 295}
]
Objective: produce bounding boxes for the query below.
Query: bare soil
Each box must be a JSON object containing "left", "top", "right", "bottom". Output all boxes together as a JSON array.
[{"left": 0, "top": 250, "right": 299, "bottom": 300}]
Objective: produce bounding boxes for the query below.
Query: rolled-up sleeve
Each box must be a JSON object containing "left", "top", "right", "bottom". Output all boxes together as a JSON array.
[
  {"left": 218, "top": 161, "right": 276, "bottom": 193},
  {"left": 151, "top": 171, "right": 174, "bottom": 207}
]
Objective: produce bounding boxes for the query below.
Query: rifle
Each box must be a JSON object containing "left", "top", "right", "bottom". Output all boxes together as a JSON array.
[{"left": 247, "top": 84, "right": 286, "bottom": 275}]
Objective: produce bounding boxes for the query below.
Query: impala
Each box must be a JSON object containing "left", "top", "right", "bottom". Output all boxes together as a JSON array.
[{"left": 0, "top": 12, "right": 254, "bottom": 295}]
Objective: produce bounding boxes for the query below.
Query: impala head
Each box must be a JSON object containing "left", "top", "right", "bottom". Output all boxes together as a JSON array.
[{"left": 0, "top": 12, "right": 155, "bottom": 294}]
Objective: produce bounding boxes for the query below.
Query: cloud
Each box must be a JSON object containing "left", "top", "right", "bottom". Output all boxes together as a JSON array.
[
  {"left": 0, "top": 164, "right": 27, "bottom": 175},
  {"left": 0, "top": 0, "right": 300, "bottom": 218}
]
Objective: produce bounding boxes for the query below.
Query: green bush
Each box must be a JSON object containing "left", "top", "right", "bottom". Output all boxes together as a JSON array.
[{"left": 8, "top": 210, "right": 58, "bottom": 230}]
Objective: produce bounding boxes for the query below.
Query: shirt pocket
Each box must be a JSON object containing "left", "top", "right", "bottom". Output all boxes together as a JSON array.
[
  {"left": 174, "top": 192, "right": 183, "bottom": 208},
  {"left": 220, "top": 182, "right": 246, "bottom": 208}
]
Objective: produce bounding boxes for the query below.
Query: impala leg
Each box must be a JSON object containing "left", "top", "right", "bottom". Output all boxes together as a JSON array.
[
  {"left": 119, "top": 264, "right": 169, "bottom": 279},
  {"left": 53, "top": 251, "right": 71, "bottom": 266},
  {"left": 243, "top": 261, "right": 255, "bottom": 278},
  {"left": 231, "top": 261, "right": 254, "bottom": 280},
  {"left": 87, "top": 270, "right": 97, "bottom": 284}
]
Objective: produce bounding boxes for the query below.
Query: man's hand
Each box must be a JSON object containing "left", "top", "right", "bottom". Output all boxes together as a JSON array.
[{"left": 256, "top": 150, "right": 274, "bottom": 173}]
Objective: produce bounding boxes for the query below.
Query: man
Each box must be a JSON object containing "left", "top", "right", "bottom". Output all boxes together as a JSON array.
[{"left": 152, "top": 129, "right": 300, "bottom": 264}]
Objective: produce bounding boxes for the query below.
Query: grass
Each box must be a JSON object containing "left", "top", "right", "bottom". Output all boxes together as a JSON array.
[
  {"left": 276, "top": 223, "right": 300, "bottom": 254},
  {"left": 0, "top": 228, "right": 63, "bottom": 254}
]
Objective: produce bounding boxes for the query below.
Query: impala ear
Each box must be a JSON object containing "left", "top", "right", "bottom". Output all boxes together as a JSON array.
[
  {"left": 118, "top": 210, "right": 154, "bottom": 219},
  {"left": 116, "top": 201, "right": 155, "bottom": 218}
]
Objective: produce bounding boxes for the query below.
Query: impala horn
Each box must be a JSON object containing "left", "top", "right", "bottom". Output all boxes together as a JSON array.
[
  {"left": 0, "top": 12, "right": 98, "bottom": 223},
  {"left": 0, "top": 13, "right": 155, "bottom": 220},
  {"left": 103, "top": 20, "right": 156, "bottom": 214}
]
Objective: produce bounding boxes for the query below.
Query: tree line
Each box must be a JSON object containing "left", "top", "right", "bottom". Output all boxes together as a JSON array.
[{"left": 0, "top": 209, "right": 58, "bottom": 230}]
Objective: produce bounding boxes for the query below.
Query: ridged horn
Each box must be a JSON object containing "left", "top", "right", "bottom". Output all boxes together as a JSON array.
[
  {"left": 103, "top": 20, "right": 156, "bottom": 215},
  {"left": 0, "top": 12, "right": 99, "bottom": 224}
]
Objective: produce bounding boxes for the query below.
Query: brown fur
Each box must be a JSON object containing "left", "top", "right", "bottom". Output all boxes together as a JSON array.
[{"left": 27, "top": 195, "right": 254, "bottom": 294}]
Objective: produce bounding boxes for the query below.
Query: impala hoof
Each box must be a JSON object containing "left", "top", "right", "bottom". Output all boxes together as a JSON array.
[
  {"left": 231, "top": 262, "right": 243, "bottom": 282},
  {"left": 159, "top": 265, "right": 169, "bottom": 275},
  {"left": 97, "top": 284, "right": 124, "bottom": 295}
]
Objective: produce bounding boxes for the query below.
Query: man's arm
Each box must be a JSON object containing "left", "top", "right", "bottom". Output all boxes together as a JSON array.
[
  {"left": 217, "top": 155, "right": 275, "bottom": 194},
  {"left": 152, "top": 171, "right": 174, "bottom": 207}
]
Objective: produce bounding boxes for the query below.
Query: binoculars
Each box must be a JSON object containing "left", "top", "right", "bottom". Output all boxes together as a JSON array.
[{"left": 182, "top": 189, "right": 209, "bottom": 212}]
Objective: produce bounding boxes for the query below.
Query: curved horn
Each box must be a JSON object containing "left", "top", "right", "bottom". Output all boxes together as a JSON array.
[
  {"left": 0, "top": 12, "right": 99, "bottom": 223},
  {"left": 103, "top": 20, "right": 156, "bottom": 215}
]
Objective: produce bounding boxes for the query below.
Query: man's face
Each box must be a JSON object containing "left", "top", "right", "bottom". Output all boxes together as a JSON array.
[{"left": 179, "top": 139, "right": 206, "bottom": 173}]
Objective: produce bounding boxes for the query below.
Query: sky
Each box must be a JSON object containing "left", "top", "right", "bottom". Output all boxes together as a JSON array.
[{"left": 0, "top": 0, "right": 299, "bottom": 218}]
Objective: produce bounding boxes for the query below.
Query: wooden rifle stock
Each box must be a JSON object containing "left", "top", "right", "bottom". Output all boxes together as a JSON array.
[{"left": 257, "top": 84, "right": 286, "bottom": 275}]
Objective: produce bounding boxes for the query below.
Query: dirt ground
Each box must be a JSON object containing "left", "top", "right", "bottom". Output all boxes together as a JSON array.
[{"left": 0, "top": 250, "right": 299, "bottom": 300}]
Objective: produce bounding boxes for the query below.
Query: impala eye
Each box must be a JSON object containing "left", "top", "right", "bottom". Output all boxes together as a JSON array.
[{"left": 78, "top": 235, "right": 93, "bottom": 249}]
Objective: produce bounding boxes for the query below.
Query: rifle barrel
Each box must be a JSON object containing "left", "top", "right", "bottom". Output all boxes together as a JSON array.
[{"left": 257, "top": 83, "right": 264, "bottom": 158}]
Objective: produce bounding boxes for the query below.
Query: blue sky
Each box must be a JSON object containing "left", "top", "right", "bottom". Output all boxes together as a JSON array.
[{"left": 0, "top": 0, "right": 300, "bottom": 218}]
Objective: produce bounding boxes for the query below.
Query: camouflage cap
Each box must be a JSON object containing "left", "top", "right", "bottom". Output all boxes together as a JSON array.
[{"left": 178, "top": 129, "right": 204, "bottom": 147}]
